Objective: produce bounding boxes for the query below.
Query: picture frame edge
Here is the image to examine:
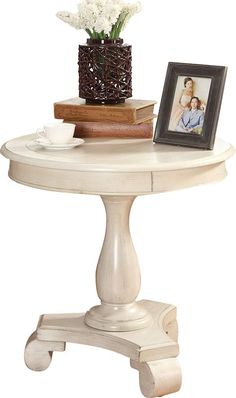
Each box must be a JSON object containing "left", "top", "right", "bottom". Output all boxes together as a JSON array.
[{"left": 153, "top": 62, "right": 227, "bottom": 150}]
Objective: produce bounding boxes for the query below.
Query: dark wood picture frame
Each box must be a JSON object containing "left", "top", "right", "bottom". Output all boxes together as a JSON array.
[{"left": 153, "top": 62, "right": 227, "bottom": 149}]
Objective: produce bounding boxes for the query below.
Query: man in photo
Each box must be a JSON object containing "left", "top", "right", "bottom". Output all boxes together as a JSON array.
[{"left": 175, "top": 96, "right": 205, "bottom": 134}]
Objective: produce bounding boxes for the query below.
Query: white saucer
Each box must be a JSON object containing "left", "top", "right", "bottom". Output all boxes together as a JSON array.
[{"left": 27, "top": 138, "right": 85, "bottom": 151}]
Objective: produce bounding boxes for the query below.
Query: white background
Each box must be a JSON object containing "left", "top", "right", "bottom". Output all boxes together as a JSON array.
[{"left": 0, "top": 1, "right": 235, "bottom": 397}]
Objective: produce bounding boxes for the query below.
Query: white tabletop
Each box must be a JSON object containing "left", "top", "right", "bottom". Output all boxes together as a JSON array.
[
  {"left": 1, "top": 134, "right": 234, "bottom": 172},
  {"left": 1, "top": 134, "right": 234, "bottom": 195}
]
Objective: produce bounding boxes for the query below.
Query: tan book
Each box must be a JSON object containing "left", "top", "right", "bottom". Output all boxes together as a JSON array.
[
  {"left": 65, "top": 119, "right": 155, "bottom": 138},
  {"left": 54, "top": 98, "right": 157, "bottom": 124}
]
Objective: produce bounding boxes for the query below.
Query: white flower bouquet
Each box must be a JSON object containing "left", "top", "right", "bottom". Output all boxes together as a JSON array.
[{"left": 57, "top": 0, "right": 141, "bottom": 40}]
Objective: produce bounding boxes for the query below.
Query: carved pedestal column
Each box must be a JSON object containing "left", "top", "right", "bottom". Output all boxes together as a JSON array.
[{"left": 85, "top": 196, "right": 152, "bottom": 331}]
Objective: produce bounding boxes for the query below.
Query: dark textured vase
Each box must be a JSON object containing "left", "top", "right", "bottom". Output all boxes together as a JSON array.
[{"left": 78, "top": 38, "right": 132, "bottom": 105}]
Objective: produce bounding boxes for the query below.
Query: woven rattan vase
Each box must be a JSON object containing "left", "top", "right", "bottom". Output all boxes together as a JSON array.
[{"left": 78, "top": 38, "right": 132, "bottom": 104}]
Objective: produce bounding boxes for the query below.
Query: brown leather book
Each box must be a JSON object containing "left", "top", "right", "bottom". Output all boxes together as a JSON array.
[
  {"left": 54, "top": 98, "right": 157, "bottom": 124},
  {"left": 65, "top": 119, "right": 155, "bottom": 138}
]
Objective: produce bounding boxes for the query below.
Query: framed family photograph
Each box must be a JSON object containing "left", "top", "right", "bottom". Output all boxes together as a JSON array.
[{"left": 153, "top": 62, "right": 227, "bottom": 149}]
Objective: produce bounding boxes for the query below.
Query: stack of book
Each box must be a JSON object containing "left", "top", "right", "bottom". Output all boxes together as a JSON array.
[{"left": 54, "top": 98, "right": 157, "bottom": 139}]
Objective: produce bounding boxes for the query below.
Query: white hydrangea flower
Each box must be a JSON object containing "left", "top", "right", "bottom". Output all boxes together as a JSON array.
[
  {"left": 56, "top": 11, "right": 82, "bottom": 30},
  {"left": 57, "top": 0, "right": 141, "bottom": 38},
  {"left": 77, "top": 2, "right": 99, "bottom": 30},
  {"left": 104, "top": 2, "right": 124, "bottom": 26},
  {"left": 119, "top": 1, "right": 141, "bottom": 30},
  {"left": 94, "top": 16, "right": 112, "bottom": 34},
  {"left": 128, "top": 1, "right": 142, "bottom": 16}
]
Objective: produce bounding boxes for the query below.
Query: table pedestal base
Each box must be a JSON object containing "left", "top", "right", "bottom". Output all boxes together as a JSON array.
[
  {"left": 24, "top": 300, "right": 181, "bottom": 397},
  {"left": 85, "top": 301, "right": 153, "bottom": 332}
]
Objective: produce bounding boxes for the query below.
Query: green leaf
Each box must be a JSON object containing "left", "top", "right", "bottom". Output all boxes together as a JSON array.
[{"left": 85, "top": 29, "right": 93, "bottom": 38}]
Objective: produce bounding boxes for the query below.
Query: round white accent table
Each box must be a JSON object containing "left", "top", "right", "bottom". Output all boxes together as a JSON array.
[{"left": 1, "top": 135, "right": 235, "bottom": 397}]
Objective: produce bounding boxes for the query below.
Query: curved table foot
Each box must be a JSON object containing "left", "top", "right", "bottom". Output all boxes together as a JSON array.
[
  {"left": 131, "top": 358, "right": 182, "bottom": 397},
  {"left": 24, "top": 331, "right": 65, "bottom": 371}
]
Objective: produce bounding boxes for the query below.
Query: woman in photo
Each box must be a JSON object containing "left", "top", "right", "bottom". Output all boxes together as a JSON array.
[{"left": 169, "top": 77, "right": 194, "bottom": 131}]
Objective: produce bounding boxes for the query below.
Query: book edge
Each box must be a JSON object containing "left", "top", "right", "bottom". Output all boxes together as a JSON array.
[{"left": 54, "top": 98, "right": 157, "bottom": 109}]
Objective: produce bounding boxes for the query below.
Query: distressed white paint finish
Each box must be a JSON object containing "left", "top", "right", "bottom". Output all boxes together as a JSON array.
[
  {"left": 1, "top": 135, "right": 234, "bottom": 195},
  {"left": 2, "top": 134, "right": 234, "bottom": 396},
  {"left": 8, "top": 161, "right": 152, "bottom": 195},
  {"left": 24, "top": 332, "right": 65, "bottom": 371},
  {"left": 1, "top": 134, "right": 234, "bottom": 172},
  {"left": 25, "top": 300, "right": 180, "bottom": 396},
  {"left": 136, "top": 359, "right": 182, "bottom": 397},
  {"left": 85, "top": 196, "right": 152, "bottom": 331},
  {"left": 35, "top": 301, "right": 178, "bottom": 363}
]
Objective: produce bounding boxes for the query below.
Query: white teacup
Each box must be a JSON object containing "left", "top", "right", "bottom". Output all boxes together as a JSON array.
[{"left": 37, "top": 123, "right": 75, "bottom": 144}]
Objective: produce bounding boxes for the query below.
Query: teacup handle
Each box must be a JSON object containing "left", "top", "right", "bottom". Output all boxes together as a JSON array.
[{"left": 36, "top": 128, "right": 46, "bottom": 138}]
